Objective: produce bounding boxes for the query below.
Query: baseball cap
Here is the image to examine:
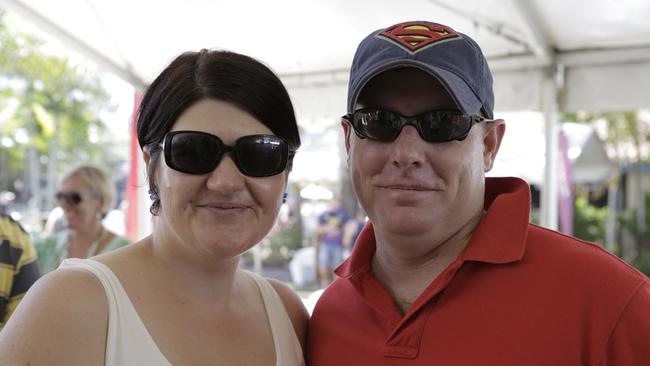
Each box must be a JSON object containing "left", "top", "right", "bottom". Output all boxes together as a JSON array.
[{"left": 347, "top": 21, "right": 494, "bottom": 119}]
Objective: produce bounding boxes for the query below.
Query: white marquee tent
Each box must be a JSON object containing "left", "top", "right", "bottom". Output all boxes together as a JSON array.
[{"left": 1, "top": 0, "right": 649, "bottom": 236}]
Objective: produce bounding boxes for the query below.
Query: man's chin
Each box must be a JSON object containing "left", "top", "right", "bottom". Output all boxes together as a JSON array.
[{"left": 378, "top": 216, "right": 436, "bottom": 237}]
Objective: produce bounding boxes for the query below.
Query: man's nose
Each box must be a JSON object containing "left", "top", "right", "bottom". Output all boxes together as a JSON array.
[{"left": 389, "top": 125, "right": 427, "bottom": 168}]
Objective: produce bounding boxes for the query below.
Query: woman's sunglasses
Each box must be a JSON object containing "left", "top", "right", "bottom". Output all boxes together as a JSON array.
[
  {"left": 55, "top": 192, "right": 86, "bottom": 205},
  {"left": 343, "top": 108, "right": 486, "bottom": 143},
  {"left": 163, "top": 131, "right": 291, "bottom": 177}
]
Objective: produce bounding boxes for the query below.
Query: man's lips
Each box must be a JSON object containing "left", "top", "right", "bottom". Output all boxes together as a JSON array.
[
  {"left": 196, "top": 202, "right": 250, "bottom": 210},
  {"left": 376, "top": 183, "right": 435, "bottom": 191}
]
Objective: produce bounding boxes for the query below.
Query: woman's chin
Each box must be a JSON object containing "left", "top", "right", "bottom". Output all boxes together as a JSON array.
[{"left": 204, "top": 240, "right": 255, "bottom": 259}]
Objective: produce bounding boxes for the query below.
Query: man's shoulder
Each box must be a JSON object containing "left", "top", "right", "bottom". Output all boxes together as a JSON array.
[
  {"left": 312, "top": 278, "right": 356, "bottom": 312},
  {"left": 526, "top": 223, "right": 648, "bottom": 285}
]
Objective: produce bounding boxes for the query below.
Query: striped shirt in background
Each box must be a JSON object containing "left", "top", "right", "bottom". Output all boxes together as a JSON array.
[{"left": 0, "top": 213, "right": 40, "bottom": 330}]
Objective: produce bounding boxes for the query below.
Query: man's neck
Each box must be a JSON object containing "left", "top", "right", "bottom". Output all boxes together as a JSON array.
[{"left": 372, "top": 210, "right": 484, "bottom": 314}]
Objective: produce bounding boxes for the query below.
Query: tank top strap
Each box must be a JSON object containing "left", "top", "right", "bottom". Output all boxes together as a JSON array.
[
  {"left": 59, "top": 258, "right": 172, "bottom": 366},
  {"left": 243, "top": 270, "right": 305, "bottom": 366}
]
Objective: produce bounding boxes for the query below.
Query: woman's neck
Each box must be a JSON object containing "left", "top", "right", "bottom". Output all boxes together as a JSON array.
[{"left": 142, "top": 235, "right": 243, "bottom": 305}]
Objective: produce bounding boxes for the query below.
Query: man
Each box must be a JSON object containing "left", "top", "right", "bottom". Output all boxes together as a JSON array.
[
  {"left": 307, "top": 20, "right": 650, "bottom": 365},
  {"left": 314, "top": 196, "right": 348, "bottom": 287},
  {"left": 0, "top": 213, "right": 40, "bottom": 330}
]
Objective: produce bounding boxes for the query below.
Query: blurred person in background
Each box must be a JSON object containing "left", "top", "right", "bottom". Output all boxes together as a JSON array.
[
  {"left": 314, "top": 196, "right": 347, "bottom": 287},
  {"left": 0, "top": 212, "right": 39, "bottom": 330},
  {"left": 35, "top": 164, "right": 131, "bottom": 273},
  {"left": 342, "top": 208, "right": 366, "bottom": 258},
  {"left": 0, "top": 49, "right": 307, "bottom": 365}
]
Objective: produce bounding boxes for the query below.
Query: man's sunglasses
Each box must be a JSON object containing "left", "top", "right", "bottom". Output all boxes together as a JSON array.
[
  {"left": 55, "top": 192, "right": 88, "bottom": 205},
  {"left": 163, "top": 131, "right": 291, "bottom": 177},
  {"left": 343, "top": 108, "right": 486, "bottom": 143}
]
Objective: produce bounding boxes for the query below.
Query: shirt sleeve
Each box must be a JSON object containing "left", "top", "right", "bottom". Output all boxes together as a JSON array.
[
  {"left": 1, "top": 221, "right": 41, "bottom": 329},
  {"left": 599, "top": 280, "right": 650, "bottom": 366}
]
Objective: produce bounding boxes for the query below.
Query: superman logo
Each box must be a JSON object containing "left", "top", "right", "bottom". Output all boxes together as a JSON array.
[{"left": 378, "top": 21, "right": 459, "bottom": 52}]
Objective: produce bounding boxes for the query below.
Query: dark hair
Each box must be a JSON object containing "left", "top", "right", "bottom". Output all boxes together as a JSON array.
[{"left": 137, "top": 49, "right": 301, "bottom": 215}]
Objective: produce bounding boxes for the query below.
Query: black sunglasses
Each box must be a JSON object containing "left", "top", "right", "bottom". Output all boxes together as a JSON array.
[
  {"left": 163, "top": 131, "right": 291, "bottom": 177},
  {"left": 55, "top": 191, "right": 85, "bottom": 205},
  {"left": 343, "top": 108, "right": 486, "bottom": 143}
]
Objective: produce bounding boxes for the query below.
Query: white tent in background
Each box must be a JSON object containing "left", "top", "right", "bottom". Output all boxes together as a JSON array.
[
  {"left": 490, "top": 118, "right": 618, "bottom": 187},
  {"left": 563, "top": 123, "right": 618, "bottom": 186},
  {"left": 1, "top": 0, "right": 649, "bottom": 238}
]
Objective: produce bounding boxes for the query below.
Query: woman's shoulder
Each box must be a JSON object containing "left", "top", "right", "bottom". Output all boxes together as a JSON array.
[
  {"left": 15, "top": 264, "right": 108, "bottom": 319},
  {"left": 0, "top": 265, "right": 108, "bottom": 364},
  {"left": 266, "top": 277, "right": 309, "bottom": 348}
]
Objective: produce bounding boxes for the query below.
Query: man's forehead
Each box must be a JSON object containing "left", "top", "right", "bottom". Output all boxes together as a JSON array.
[{"left": 356, "top": 68, "right": 457, "bottom": 110}]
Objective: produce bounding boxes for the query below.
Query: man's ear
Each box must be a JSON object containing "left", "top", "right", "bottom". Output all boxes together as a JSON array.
[
  {"left": 483, "top": 119, "right": 506, "bottom": 172},
  {"left": 341, "top": 119, "right": 352, "bottom": 153}
]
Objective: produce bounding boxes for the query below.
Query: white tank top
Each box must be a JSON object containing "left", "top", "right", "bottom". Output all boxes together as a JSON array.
[{"left": 60, "top": 258, "right": 304, "bottom": 366}]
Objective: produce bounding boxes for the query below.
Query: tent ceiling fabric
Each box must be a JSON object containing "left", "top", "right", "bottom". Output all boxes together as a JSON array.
[
  {"left": 1, "top": 0, "right": 649, "bottom": 114},
  {"left": 2, "top": 0, "right": 648, "bottom": 232}
]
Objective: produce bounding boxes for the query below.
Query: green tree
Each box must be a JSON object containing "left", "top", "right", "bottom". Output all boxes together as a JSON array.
[
  {"left": 572, "top": 195, "right": 608, "bottom": 244},
  {"left": 0, "top": 10, "right": 118, "bottom": 213},
  {"left": 562, "top": 111, "right": 649, "bottom": 264}
]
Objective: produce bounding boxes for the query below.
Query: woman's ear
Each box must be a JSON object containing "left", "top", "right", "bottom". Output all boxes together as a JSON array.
[{"left": 142, "top": 145, "right": 152, "bottom": 166}]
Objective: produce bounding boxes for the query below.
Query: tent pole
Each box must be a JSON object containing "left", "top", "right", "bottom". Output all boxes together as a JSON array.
[
  {"left": 605, "top": 178, "right": 619, "bottom": 252},
  {"left": 540, "top": 65, "right": 561, "bottom": 230}
]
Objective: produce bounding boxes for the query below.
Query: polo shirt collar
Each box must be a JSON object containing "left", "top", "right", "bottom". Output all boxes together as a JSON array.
[
  {"left": 463, "top": 177, "right": 530, "bottom": 263},
  {"left": 336, "top": 177, "right": 531, "bottom": 278}
]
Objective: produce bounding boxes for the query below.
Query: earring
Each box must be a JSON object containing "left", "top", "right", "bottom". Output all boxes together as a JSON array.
[
  {"left": 282, "top": 193, "right": 288, "bottom": 204},
  {"left": 148, "top": 189, "right": 159, "bottom": 201}
]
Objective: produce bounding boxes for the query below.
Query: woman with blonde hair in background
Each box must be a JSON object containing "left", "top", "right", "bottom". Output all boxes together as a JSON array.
[{"left": 36, "top": 164, "right": 130, "bottom": 273}]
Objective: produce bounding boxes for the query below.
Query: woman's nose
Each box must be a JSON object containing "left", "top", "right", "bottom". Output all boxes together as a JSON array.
[{"left": 205, "top": 155, "right": 246, "bottom": 193}]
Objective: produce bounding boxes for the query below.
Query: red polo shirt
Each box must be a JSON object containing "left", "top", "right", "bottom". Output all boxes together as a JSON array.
[{"left": 307, "top": 177, "right": 650, "bottom": 365}]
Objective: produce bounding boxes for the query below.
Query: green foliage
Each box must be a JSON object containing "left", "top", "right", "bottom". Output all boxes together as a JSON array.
[
  {"left": 631, "top": 248, "right": 650, "bottom": 276},
  {"left": 0, "top": 11, "right": 116, "bottom": 200},
  {"left": 615, "top": 191, "right": 649, "bottom": 274},
  {"left": 619, "top": 191, "right": 650, "bottom": 246},
  {"left": 563, "top": 111, "right": 650, "bottom": 273},
  {"left": 262, "top": 219, "right": 304, "bottom": 266},
  {"left": 572, "top": 195, "right": 608, "bottom": 244}
]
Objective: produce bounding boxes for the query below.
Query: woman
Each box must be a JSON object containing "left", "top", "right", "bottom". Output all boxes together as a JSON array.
[
  {"left": 0, "top": 50, "right": 308, "bottom": 365},
  {"left": 37, "top": 165, "right": 131, "bottom": 273}
]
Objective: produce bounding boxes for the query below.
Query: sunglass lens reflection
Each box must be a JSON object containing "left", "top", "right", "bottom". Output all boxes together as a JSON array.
[
  {"left": 235, "top": 137, "right": 285, "bottom": 177},
  {"left": 168, "top": 133, "right": 221, "bottom": 175},
  {"left": 351, "top": 109, "right": 475, "bottom": 143},
  {"left": 55, "top": 192, "right": 82, "bottom": 205}
]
